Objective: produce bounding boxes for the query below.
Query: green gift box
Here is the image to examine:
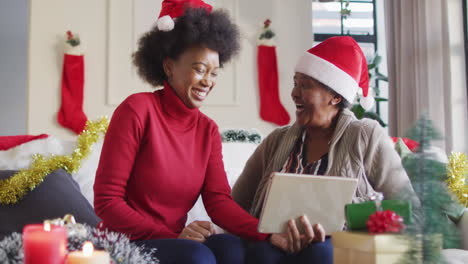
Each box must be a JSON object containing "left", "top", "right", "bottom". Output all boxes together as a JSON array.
[{"left": 345, "top": 200, "right": 412, "bottom": 231}]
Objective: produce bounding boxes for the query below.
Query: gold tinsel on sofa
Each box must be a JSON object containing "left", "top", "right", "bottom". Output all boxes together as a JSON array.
[
  {"left": 0, "top": 118, "right": 108, "bottom": 205},
  {"left": 446, "top": 152, "right": 468, "bottom": 207}
]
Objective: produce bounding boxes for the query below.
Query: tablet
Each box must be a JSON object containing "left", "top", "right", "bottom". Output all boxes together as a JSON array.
[{"left": 258, "top": 173, "right": 358, "bottom": 234}]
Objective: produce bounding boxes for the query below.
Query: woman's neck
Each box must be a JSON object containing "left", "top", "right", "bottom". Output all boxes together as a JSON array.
[{"left": 305, "top": 110, "right": 339, "bottom": 141}]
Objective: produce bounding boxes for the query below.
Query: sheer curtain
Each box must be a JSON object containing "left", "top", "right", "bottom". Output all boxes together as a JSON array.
[{"left": 385, "top": 0, "right": 468, "bottom": 153}]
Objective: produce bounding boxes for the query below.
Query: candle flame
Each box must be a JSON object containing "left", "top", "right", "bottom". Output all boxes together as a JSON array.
[
  {"left": 44, "top": 222, "right": 51, "bottom": 232},
  {"left": 82, "top": 241, "right": 94, "bottom": 257}
]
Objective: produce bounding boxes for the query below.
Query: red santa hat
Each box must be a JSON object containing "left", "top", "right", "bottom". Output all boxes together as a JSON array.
[
  {"left": 156, "top": 0, "right": 213, "bottom": 32},
  {"left": 294, "top": 36, "right": 374, "bottom": 110}
]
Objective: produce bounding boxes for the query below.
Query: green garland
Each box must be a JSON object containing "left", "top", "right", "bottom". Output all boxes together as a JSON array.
[
  {"left": 221, "top": 129, "right": 261, "bottom": 144},
  {"left": 0, "top": 118, "right": 109, "bottom": 205}
]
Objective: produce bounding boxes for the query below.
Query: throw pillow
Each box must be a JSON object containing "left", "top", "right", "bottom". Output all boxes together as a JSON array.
[{"left": 0, "top": 169, "right": 100, "bottom": 238}]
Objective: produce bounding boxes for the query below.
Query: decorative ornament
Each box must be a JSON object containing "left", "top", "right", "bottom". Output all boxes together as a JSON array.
[
  {"left": 0, "top": 215, "right": 158, "bottom": 264},
  {"left": 259, "top": 19, "right": 275, "bottom": 42},
  {"left": 66, "top": 30, "right": 80, "bottom": 47},
  {"left": 58, "top": 30, "right": 87, "bottom": 133},
  {"left": 157, "top": 15, "right": 175, "bottom": 31},
  {"left": 0, "top": 118, "right": 109, "bottom": 205},
  {"left": 367, "top": 210, "right": 405, "bottom": 234},
  {"left": 340, "top": 0, "right": 351, "bottom": 19},
  {"left": 0, "top": 233, "right": 23, "bottom": 264},
  {"left": 221, "top": 129, "right": 261, "bottom": 144},
  {"left": 446, "top": 152, "right": 468, "bottom": 207},
  {"left": 257, "top": 19, "right": 291, "bottom": 126}
]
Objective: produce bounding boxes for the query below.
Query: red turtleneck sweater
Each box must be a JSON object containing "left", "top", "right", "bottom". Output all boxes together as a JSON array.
[{"left": 94, "top": 83, "right": 267, "bottom": 241}]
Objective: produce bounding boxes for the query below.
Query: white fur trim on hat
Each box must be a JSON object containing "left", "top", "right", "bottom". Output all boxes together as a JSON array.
[
  {"left": 294, "top": 52, "right": 359, "bottom": 104},
  {"left": 157, "top": 15, "right": 175, "bottom": 31}
]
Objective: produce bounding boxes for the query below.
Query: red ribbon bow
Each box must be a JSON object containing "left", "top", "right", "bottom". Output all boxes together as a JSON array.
[{"left": 367, "top": 210, "right": 405, "bottom": 233}]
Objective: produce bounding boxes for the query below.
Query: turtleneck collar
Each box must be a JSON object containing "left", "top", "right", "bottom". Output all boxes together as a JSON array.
[{"left": 157, "top": 81, "right": 199, "bottom": 131}]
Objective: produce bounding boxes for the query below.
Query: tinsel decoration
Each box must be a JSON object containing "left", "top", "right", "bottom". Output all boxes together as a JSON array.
[
  {"left": 0, "top": 225, "right": 158, "bottom": 264},
  {"left": 446, "top": 152, "right": 468, "bottom": 207},
  {"left": 221, "top": 129, "right": 261, "bottom": 144},
  {"left": 0, "top": 233, "right": 23, "bottom": 264},
  {"left": 0, "top": 117, "right": 109, "bottom": 205},
  {"left": 366, "top": 210, "right": 405, "bottom": 234}
]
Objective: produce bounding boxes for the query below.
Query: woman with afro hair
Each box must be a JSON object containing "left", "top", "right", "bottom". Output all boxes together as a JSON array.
[{"left": 93, "top": 0, "right": 270, "bottom": 263}]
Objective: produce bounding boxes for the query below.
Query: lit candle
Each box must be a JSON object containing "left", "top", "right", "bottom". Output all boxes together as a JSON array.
[
  {"left": 23, "top": 223, "right": 67, "bottom": 264},
  {"left": 67, "top": 241, "right": 110, "bottom": 264}
]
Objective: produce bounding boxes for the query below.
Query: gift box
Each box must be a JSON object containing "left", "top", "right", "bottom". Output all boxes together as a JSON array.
[
  {"left": 345, "top": 200, "right": 412, "bottom": 231},
  {"left": 332, "top": 231, "right": 410, "bottom": 264}
]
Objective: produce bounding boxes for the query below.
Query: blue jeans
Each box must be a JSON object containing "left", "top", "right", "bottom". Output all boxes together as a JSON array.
[
  {"left": 246, "top": 237, "right": 333, "bottom": 264},
  {"left": 134, "top": 234, "right": 245, "bottom": 264}
]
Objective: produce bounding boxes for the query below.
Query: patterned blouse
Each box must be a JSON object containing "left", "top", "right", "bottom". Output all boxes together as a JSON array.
[{"left": 281, "top": 131, "right": 329, "bottom": 175}]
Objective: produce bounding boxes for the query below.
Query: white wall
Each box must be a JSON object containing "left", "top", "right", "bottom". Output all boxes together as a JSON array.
[
  {"left": 0, "top": 0, "right": 28, "bottom": 135},
  {"left": 28, "top": 0, "right": 111, "bottom": 140},
  {"left": 28, "top": 0, "right": 312, "bottom": 139}
]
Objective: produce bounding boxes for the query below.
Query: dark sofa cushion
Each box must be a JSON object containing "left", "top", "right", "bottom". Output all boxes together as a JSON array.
[{"left": 0, "top": 169, "right": 100, "bottom": 238}]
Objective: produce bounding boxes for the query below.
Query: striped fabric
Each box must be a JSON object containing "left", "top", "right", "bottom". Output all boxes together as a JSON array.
[{"left": 281, "top": 131, "right": 328, "bottom": 175}]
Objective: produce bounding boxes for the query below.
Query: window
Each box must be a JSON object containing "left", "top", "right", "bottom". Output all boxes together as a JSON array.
[{"left": 312, "top": 0, "right": 387, "bottom": 125}]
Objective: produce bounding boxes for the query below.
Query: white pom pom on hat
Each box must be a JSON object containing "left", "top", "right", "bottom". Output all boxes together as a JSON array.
[
  {"left": 359, "top": 94, "right": 374, "bottom": 111},
  {"left": 157, "top": 15, "right": 175, "bottom": 31},
  {"left": 156, "top": 0, "right": 213, "bottom": 32},
  {"left": 294, "top": 36, "right": 375, "bottom": 110}
]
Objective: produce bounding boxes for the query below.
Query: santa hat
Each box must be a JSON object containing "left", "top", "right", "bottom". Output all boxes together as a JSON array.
[
  {"left": 156, "top": 0, "right": 213, "bottom": 32},
  {"left": 294, "top": 36, "right": 374, "bottom": 110}
]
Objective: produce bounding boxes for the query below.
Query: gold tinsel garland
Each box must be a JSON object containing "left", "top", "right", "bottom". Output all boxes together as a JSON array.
[
  {"left": 0, "top": 118, "right": 109, "bottom": 205},
  {"left": 446, "top": 152, "right": 468, "bottom": 207}
]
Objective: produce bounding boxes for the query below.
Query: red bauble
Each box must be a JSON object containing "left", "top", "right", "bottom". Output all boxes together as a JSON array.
[{"left": 367, "top": 210, "right": 405, "bottom": 233}]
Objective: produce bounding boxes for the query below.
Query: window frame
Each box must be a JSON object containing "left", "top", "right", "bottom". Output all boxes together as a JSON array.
[{"left": 313, "top": 0, "right": 380, "bottom": 113}]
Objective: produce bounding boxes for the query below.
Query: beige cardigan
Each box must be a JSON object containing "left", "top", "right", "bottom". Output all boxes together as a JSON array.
[{"left": 232, "top": 109, "right": 414, "bottom": 218}]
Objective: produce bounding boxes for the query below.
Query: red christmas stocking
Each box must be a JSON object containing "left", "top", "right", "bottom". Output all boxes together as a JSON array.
[
  {"left": 57, "top": 53, "right": 88, "bottom": 134},
  {"left": 257, "top": 45, "right": 290, "bottom": 126}
]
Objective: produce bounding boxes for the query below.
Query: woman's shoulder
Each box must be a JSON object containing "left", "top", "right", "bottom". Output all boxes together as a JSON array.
[
  {"left": 115, "top": 92, "right": 159, "bottom": 115},
  {"left": 267, "top": 125, "right": 295, "bottom": 140},
  {"left": 259, "top": 125, "right": 298, "bottom": 150},
  {"left": 347, "top": 117, "right": 385, "bottom": 139},
  {"left": 197, "top": 112, "right": 218, "bottom": 128},
  {"left": 120, "top": 92, "right": 156, "bottom": 107}
]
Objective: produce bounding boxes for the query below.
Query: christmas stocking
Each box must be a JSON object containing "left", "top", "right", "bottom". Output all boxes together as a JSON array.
[
  {"left": 57, "top": 31, "right": 88, "bottom": 134},
  {"left": 257, "top": 20, "right": 290, "bottom": 126},
  {"left": 257, "top": 45, "right": 290, "bottom": 126}
]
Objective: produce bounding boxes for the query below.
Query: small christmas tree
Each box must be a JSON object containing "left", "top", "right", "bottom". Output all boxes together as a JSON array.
[{"left": 397, "top": 115, "right": 464, "bottom": 263}]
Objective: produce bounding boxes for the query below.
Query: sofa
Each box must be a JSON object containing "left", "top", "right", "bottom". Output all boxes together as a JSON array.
[{"left": 0, "top": 134, "right": 467, "bottom": 263}]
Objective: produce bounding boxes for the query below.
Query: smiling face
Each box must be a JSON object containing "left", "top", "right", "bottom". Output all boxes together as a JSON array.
[
  {"left": 164, "top": 45, "right": 220, "bottom": 109},
  {"left": 291, "top": 72, "right": 342, "bottom": 128}
]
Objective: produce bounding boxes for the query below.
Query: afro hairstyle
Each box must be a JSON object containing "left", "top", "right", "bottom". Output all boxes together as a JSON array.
[{"left": 133, "top": 7, "right": 240, "bottom": 87}]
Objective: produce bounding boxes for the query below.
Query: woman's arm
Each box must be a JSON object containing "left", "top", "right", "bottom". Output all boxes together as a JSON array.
[
  {"left": 362, "top": 121, "right": 416, "bottom": 201},
  {"left": 93, "top": 98, "right": 177, "bottom": 240},
  {"left": 231, "top": 133, "right": 273, "bottom": 212},
  {"left": 201, "top": 124, "right": 268, "bottom": 241}
]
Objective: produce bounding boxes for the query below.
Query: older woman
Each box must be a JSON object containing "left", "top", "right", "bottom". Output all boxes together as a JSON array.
[
  {"left": 232, "top": 36, "right": 414, "bottom": 264},
  {"left": 93, "top": 1, "right": 268, "bottom": 263}
]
